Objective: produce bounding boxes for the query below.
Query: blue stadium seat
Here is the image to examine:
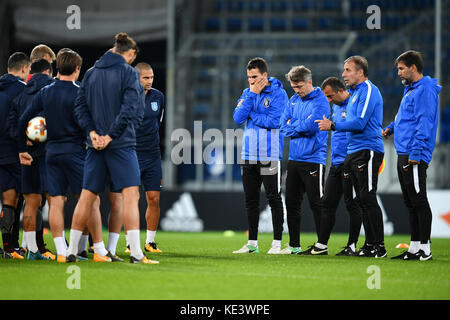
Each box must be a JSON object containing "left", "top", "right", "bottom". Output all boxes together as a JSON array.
[
  {"left": 249, "top": 0, "right": 266, "bottom": 12},
  {"left": 292, "top": 18, "right": 310, "bottom": 30},
  {"left": 323, "top": 0, "right": 340, "bottom": 10},
  {"left": 194, "top": 104, "right": 210, "bottom": 115},
  {"left": 270, "top": 18, "right": 286, "bottom": 31},
  {"left": 204, "top": 18, "right": 220, "bottom": 31},
  {"left": 318, "top": 17, "right": 333, "bottom": 29},
  {"left": 248, "top": 17, "right": 264, "bottom": 31},
  {"left": 227, "top": 17, "right": 242, "bottom": 31},
  {"left": 271, "top": 0, "right": 288, "bottom": 11}
]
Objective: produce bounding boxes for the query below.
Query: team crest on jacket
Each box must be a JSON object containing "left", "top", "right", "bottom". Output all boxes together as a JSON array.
[
  {"left": 342, "top": 110, "right": 347, "bottom": 119},
  {"left": 263, "top": 98, "right": 270, "bottom": 107},
  {"left": 151, "top": 102, "right": 158, "bottom": 111}
]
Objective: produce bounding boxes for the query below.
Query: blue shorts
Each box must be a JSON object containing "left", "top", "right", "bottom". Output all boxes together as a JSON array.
[
  {"left": 83, "top": 147, "right": 140, "bottom": 193},
  {"left": 0, "top": 163, "right": 21, "bottom": 193},
  {"left": 138, "top": 151, "right": 162, "bottom": 192},
  {"left": 21, "top": 155, "right": 48, "bottom": 194},
  {"left": 46, "top": 152, "right": 85, "bottom": 196}
]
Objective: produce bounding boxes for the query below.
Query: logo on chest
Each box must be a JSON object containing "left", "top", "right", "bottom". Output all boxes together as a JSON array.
[
  {"left": 341, "top": 110, "right": 347, "bottom": 119},
  {"left": 263, "top": 98, "right": 270, "bottom": 108},
  {"left": 151, "top": 102, "right": 159, "bottom": 111},
  {"left": 352, "top": 95, "right": 358, "bottom": 103}
]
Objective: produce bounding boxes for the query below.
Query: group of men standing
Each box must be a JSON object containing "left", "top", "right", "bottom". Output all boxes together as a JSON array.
[
  {"left": 233, "top": 51, "right": 441, "bottom": 261},
  {"left": 0, "top": 33, "right": 165, "bottom": 264}
]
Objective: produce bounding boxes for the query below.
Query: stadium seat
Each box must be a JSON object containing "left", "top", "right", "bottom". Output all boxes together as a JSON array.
[
  {"left": 227, "top": 17, "right": 242, "bottom": 32},
  {"left": 270, "top": 18, "right": 286, "bottom": 31},
  {"left": 248, "top": 17, "right": 264, "bottom": 31},
  {"left": 204, "top": 18, "right": 220, "bottom": 32},
  {"left": 292, "top": 18, "right": 310, "bottom": 30}
]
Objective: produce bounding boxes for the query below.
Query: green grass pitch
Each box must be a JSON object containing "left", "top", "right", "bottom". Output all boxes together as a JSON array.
[{"left": 1, "top": 231, "right": 449, "bottom": 300}]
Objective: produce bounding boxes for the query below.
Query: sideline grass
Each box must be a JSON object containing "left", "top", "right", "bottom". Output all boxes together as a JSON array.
[{"left": 1, "top": 231, "right": 449, "bottom": 300}]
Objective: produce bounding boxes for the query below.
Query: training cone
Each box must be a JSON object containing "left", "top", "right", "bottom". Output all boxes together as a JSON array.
[{"left": 396, "top": 243, "right": 409, "bottom": 249}]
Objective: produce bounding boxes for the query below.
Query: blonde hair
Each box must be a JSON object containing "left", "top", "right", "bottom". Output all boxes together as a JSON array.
[{"left": 30, "top": 44, "right": 56, "bottom": 62}]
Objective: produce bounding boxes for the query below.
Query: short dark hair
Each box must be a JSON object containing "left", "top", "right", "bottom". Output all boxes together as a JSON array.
[
  {"left": 114, "top": 32, "right": 139, "bottom": 55},
  {"left": 285, "top": 65, "right": 312, "bottom": 83},
  {"left": 321, "top": 77, "right": 346, "bottom": 92},
  {"left": 344, "top": 55, "right": 369, "bottom": 77},
  {"left": 7, "top": 52, "right": 30, "bottom": 71},
  {"left": 30, "top": 58, "right": 52, "bottom": 75},
  {"left": 247, "top": 57, "right": 268, "bottom": 74},
  {"left": 395, "top": 50, "right": 424, "bottom": 74},
  {"left": 56, "top": 50, "right": 83, "bottom": 75}
]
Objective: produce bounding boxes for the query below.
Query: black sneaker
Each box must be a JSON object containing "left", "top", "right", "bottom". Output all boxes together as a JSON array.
[
  {"left": 107, "top": 251, "right": 124, "bottom": 262},
  {"left": 356, "top": 244, "right": 376, "bottom": 257},
  {"left": 299, "top": 244, "right": 328, "bottom": 255},
  {"left": 374, "top": 245, "right": 387, "bottom": 258},
  {"left": 88, "top": 246, "right": 94, "bottom": 253},
  {"left": 391, "top": 251, "right": 419, "bottom": 260},
  {"left": 336, "top": 246, "right": 356, "bottom": 256},
  {"left": 78, "top": 250, "right": 88, "bottom": 259},
  {"left": 66, "top": 254, "right": 77, "bottom": 263},
  {"left": 418, "top": 250, "right": 432, "bottom": 261}
]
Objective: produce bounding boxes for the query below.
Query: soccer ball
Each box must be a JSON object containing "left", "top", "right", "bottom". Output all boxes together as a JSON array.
[{"left": 26, "top": 116, "right": 47, "bottom": 142}]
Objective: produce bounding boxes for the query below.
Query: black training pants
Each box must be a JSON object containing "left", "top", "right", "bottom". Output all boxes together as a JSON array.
[{"left": 241, "top": 160, "right": 284, "bottom": 241}]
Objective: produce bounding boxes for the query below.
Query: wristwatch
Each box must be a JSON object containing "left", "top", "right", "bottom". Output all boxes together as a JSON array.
[{"left": 330, "top": 121, "right": 336, "bottom": 131}]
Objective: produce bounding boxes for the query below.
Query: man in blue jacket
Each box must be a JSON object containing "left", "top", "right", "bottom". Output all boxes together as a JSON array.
[
  {"left": 316, "top": 56, "right": 386, "bottom": 258},
  {"left": 302, "top": 77, "right": 362, "bottom": 256},
  {"left": 383, "top": 50, "right": 441, "bottom": 261},
  {"left": 70, "top": 33, "right": 156, "bottom": 264},
  {"left": 12, "top": 59, "right": 54, "bottom": 260},
  {"left": 0, "top": 52, "right": 30, "bottom": 259},
  {"left": 279, "top": 66, "right": 330, "bottom": 254},
  {"left": 232, "top": 57, "right": 288, "bottom": 254}
]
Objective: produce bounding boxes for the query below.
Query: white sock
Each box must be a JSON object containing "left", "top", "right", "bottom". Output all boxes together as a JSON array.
[
  {"left": 54, "top": 237, "right": 67, "bottom": 256},
  {"left": 128, "top": 229, "right": 144, "bottom": 260},
  {"left": 21, "top": 234, "right": 28, "bottom": 249},
  {"left": 62, "top": 231, "right": 68, "bottom": 250},
  {"left": 271, "top": 240, "right": 281, "bottom": 248},
  {"left": 248, "top": 240, "right": 258, "bottom": 248},
  {"left": 67, "top": 229, "right": 82, "bottom": 256},
  {"left": 349, "top": 243, "right": 356, "bottom": 252},
  {"left": 146, "top": 230, "right": 156, "bottom": 244},
  {"left": 420, "top": 241, "right": 431, "bottom": 255},
  {"left": 125, "top": 234, "right": 129, "bottom": 247},
  {"left": 315, "top": 242, "right": 327, "bottom": 249},
  {"left": 106, "top": 232, "right": 120, "bottom": 255},
  {"left": 24, "top": 231, "right": 38, "bottom": 253},
  {"left": 408, "top": 241, "right": 420, "bottom": 254},
  {"left": 93, "top": 241, "right": 108, "bottom": 257},
  {"left": 78, "top": 234, "right": 88, "bottom": 254}
]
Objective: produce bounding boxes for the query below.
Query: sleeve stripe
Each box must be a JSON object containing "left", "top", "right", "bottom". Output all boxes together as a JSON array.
[{"left": 360, "top": 80, "right": 372, "bottom": 118}]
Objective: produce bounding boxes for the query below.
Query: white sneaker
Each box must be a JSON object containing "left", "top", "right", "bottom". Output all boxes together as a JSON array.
[
  {"left": 232, "top": 244, "right": 259, "bottom": 254},
  {"left": 278, "top": 246, "right": 301, "bottom": 254},
  {"left": 267, "top": 246, "right": 283, "bottom": 254}
]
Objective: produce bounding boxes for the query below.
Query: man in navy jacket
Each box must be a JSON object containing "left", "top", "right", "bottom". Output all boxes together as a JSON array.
[
  {"left": 383, "top": 50, "right": 441, "bottom": 261},
  {"left": 0, "top": 52, "right": 29, "bottom": 258},
  {"left": 69, "top": 33, "right": 156, "bottom": 264},
  {"left": 13, "top": 59, "right": 54, "bottom": 260},
  {"left": 279, "top": 65, "right": 330, "bottom": 254}
]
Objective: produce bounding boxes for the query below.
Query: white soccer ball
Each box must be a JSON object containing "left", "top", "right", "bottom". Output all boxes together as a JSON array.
[{"left": 26, "top": 116, "right": 47, "bottom": 142}]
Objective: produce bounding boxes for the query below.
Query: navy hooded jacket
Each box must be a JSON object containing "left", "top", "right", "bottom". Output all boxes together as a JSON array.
[
  {"left": 74, "top": 51, "right": 145, "bottom": 149},
  {"left": 18, "top": 80, "right": 85, "bottom": 156},
  {"left": 10, "top": 73, "right": 54, "bottom": 158},
  {"left": 0, "top": 74, "right": 27, "bottom": 164},
  {"left": 280, "top": 87, "right": 330, "bottom": 165},
  {"left": 135, "top": 87, "right": 165, "bottom": 154},
  {"left": 385, "top": 76, "right": 441, "bottom": 164}
]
